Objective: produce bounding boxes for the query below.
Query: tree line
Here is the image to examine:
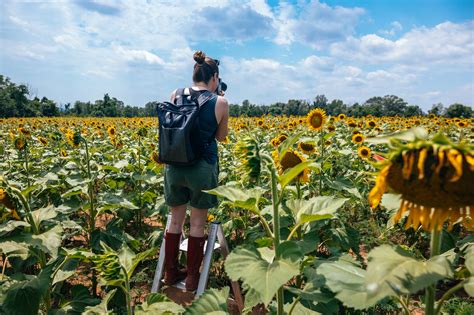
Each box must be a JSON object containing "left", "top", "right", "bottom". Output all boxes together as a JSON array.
[{"left": 1, "top": 75, "right": 472, "bottom": 118}]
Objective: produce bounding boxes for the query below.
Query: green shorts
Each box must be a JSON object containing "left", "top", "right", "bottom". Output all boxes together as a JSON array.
[{"left": 164, "top": 159, "right": 219, "bottom": 209}]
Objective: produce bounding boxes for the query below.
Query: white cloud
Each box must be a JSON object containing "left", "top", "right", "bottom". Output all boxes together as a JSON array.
[
  {"left": 272, "top": 0, "right": 365, "bottom": 49},
  {"left": 331, "top": 21, "right": 474, "bottom": 65},
  {"left": 115, "top": 46, "right": 165, "bottom": 65},
  {"left": 379, "top": 21, "right": 403, "bottom": 36},
  {"left": 9, "top": 15, "right": 28, "bottom": 28}
]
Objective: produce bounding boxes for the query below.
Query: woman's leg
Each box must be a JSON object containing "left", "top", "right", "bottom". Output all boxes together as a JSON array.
[
  {"left": 186, "top": 207, "right": 208, "bottom": 291},
  {"left": 168, "top": 204, "right": 187, "bottom": 233},
  {"left": 189, "top": 207, "right": 208, "bottom": 237}
]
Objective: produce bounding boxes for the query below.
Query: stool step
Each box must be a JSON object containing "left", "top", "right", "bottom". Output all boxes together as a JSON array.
[
  {"left": 179, "top": 238, "right": 220, "bottom": 253},
  {"left": 161, "top": 279, "right": 186, "bottom": 290}
]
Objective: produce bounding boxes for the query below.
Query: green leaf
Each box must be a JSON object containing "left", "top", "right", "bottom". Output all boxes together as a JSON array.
[
  {"left": 2, "top": 262, "right": 54, "bottom": 315},
  {"left": 0, "top": 241, "right": 30, "bottom": 259},
  {"left": 117, "top": 244, "right": 156, "bottom": 278},
  {"left": 464, "top": 242, "right": 474, "bottom": 273},
  {"left": 318, "top": 255, "right": 378, "bottom": 310},
  {"left": 31, "top": 204, "right": 59, "bottom": 227},
  {"left": 82, "top": 289, "right": 116, "bottom": 315},
  {"left": 53, "top": 259, "right": 79, "bottom": 285},
  {"left": 32, "top": 225, "right": 63, "bottom": 260},
  {"left": 135, "top": 293, "right": 184, "bottom": 314},
  {"left": 284, "top": 299, "right": 322, "bottom": 315},
  {"left": 98, "top": 194, "right": 139, "bottom": 212},
  {"left": 278, "top": 131, "right": 304, "bottom": 158},
  {"left": 184, "top": 287, "right": 229, "bottom": 315},
  {"left": 276, "top": 241, "right": 304, "bottom": 262},
  {"left": 381, "top": 194, "right": 403, "bottom": 228},
  {"left": 54, "top": 285, "right": 101, "bottom": 314},
  {"left": 205, "top": 185, "right": 264, "bottom": 213},
  {"left": 286, "top": 196, "right": 347, "bottom": 226},
  {"left": 21, "top": 184, "right": 41, "bottom": 197},
  {"left": 286, "top": 268, "right": 331, "bottom": 303},
  {"left": 0, "top": 220, "right": 29, "bottom": 236},
  {"left": 365, "top": 245, "right": 452, "bottom": 300},
  {"left": 464, "top": 277, "right": 474, "bottom": 297},
  {"left": 225, "top": 246, "right": 299, "bottom": 306},
  {"left": 365, "top": 127, "right": 428, "bottom": 144},
  {"left": 278, "top": 161, "right": 317, "bottom": 189}
]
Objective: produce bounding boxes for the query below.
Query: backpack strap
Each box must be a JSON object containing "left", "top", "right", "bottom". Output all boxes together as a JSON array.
[
  {"left": 175, "top": 88, "right": 186, "bottom": 105},
  {"left": 195, "top": 90, "right": 217, "bottom": 108}
]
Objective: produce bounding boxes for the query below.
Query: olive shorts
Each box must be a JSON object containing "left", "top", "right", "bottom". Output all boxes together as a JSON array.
[{"left": 164, "top": 159, "right": 219, "bottom": 209}]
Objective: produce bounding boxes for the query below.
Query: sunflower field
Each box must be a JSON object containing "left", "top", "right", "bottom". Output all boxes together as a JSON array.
[{"left": 0, "top": 112, "right": 473, "bottom": 315}]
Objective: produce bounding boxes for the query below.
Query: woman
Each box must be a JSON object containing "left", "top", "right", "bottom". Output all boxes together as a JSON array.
[{"left": 163, "top": 51, "right": 229, "bottom": 292}]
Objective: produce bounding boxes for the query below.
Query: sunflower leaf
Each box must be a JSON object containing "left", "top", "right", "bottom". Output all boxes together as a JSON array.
[
  {"left": 278, "top": 131, "right": 304, "bottom": 158},
  {"left": 278, "top": 161, "right": 317, "bottom": 189},
  {"left": 366, "top": 127, "right": 428, "bottom": 144},
  {"left": 205, "top": 185, "right": 264, "bottom": 213}
]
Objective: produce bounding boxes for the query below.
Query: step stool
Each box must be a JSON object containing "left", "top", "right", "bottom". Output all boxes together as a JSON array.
[{"left": 151, "top": 214, "right": 243, "bottom": 311}]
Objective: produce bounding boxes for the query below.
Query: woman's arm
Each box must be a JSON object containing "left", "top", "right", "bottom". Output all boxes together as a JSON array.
[
  {"left": 215, "top": 97, "right": 229, "bottom": 142},
  {"left": 170, "top": 89, "right": 177, "bottom": 103}
]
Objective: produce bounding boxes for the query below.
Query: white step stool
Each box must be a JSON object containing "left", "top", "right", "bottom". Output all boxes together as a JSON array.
[{"left": 151, "top": 214, "right": 243, "bottom": 311}]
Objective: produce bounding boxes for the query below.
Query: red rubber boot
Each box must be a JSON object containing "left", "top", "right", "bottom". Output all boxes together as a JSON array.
[
  {"left": 185, "top": 235, "right": 206, "bottom": 292},
  {"left": 163, "top": 231, "right": 187, "bottom": 286}
]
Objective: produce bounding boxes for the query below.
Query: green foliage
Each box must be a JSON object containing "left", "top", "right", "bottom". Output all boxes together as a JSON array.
[
  {"left": 184, "top": 287, "right": 230, "bottom": 315},
  {"left": 225, "top": 245, "right": 301, "bottom": 306},
  {"left": 135, "top": 294, "right": 184, "bottom": 314}
]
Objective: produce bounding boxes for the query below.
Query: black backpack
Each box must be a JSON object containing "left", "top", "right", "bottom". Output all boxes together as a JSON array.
[{"left": 156, "top": 88, "right": 216, "bottom": 166}]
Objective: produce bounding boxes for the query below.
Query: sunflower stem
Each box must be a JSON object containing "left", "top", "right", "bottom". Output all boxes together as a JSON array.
[
  {"left": 425, "top": 225, "right": 442, "bottom": 315},
  {"left": 319, "top": 129, "right": 325, "bottom": 195},
  {"left": 268, "top": 162, "right": 283, "bottom": 315}
]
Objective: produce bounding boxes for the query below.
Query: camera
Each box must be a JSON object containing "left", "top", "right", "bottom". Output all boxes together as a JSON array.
[{"left": 216, "top": 78, "right": 227, "bottom": 95}]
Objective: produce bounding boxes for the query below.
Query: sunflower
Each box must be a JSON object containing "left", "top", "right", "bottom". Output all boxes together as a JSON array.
[
  {"left": 456, "top": 121, "right": 468, "bottom": 128},
  {"left": 107, "top": 126, "right": 116, "bottom": 138},
  {"left": 207, "top": 214, "right": 216, "bottom": 222},
  {"left": 327, "top": 125, "right": 336, "bottom": 132},
  {"left": 235, "top": 137, "right": 261, "bottom": 182},
  {"left": 367, "top": 120, "right": 377, "bottom": 128},
  {"left": 358, "top": 146, "right": 371, "bottom": 159},
  {"left": 60, "top": 149, "right": 68, "bottom": 157},
  {"left": 271, "top": 134, "right": 288, "bottom": 147},
  {"left": 338, "top": 113, "right": 346, "bottom": 121},
  {"left": 38, "top": 136, "right": 48, "bottom": 146},
  {"left": 0, "top": 188, "right": 15, "bottom": 210},
  {"left": 72, "top": 131, "right": 82, "bottom": 147},
  {"left": 273, "top": 149, "right": 309, "bottom": 182},
  {"left": 271, "top": 137, "right": 280, "bottom": 147},
  {"left": 18, "top": 127, "right": 30, "bottom": 138},
  {"left": 347, "top": 120, "right": 357, "bottom": 128},
  {"left": 352, "top": 133, "right": 364, "bottom": 145},
  {"left": 151, "top": 151, "right": 162, "bottom": 165},
  {"left": 14, "top": 138, "right": 25, "bottom": 150},
  {"left": 307, "top": 108, "right": 326, "bottom": 131},
  {"left": 369, "top": 135, "right": 474, "bottom": 232},
  {"left": 257, "top": 119, "right": 264, "bottom": 127},
  {"left": 298, "top": 141, "right": 316, "bottom": 154}
]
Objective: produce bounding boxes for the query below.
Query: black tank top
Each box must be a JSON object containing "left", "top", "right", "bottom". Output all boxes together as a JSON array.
[{"left": 191, "top": 88, "right": 218, "bottom": 164}]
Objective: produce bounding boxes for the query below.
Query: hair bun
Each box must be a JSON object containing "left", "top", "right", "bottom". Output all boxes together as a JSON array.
[{"left": 193, "top": 51, "right": 206, "bottom": 64}]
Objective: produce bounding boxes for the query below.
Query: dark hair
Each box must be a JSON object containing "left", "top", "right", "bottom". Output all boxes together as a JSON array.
[{"left": 193, "top": 51, "right": 219, "bottom": 84}]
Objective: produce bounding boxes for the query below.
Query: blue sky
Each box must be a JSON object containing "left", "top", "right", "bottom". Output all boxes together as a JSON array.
[{"left": 0, "top": 0, "right": 473, "bottom": 111}]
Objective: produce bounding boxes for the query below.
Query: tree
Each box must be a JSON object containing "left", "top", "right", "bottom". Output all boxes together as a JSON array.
[
  {"left": 444, "top": 103, "right": 473, "bottom": 118},
  {"left": 326, "top": 99, "right": 347, "bottom": 116},
  {"left": 428, "top": 103, "right": 444, "bottom": 116},
  {"left": 404, "top": 105, "right": 424, "bottom": 117},
  {"left": 313, "top": 94, "right": 328, "bottom": 109},
  {"left": 362, "top": 97, "right": 384, "bottom": 117}
]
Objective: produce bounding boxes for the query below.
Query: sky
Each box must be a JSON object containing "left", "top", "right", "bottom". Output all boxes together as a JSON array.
[{"left": 0, "top": 0, "right": 473, "bottom": 111}]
